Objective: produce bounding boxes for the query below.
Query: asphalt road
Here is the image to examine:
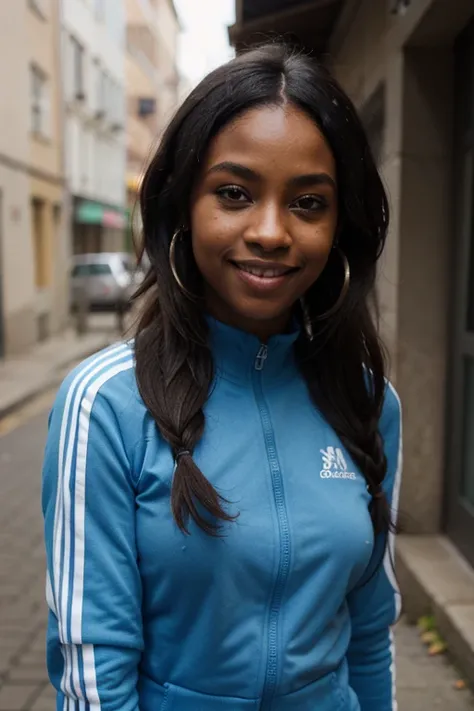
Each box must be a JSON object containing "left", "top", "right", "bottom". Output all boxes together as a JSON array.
[{"left": 0, "top": 399, "right": 473, "bottom": 710}]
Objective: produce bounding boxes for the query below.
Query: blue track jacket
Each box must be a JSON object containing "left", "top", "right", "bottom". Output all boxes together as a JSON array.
[{"left": 42, "top": 317, "right": 402, "bottom": 711}]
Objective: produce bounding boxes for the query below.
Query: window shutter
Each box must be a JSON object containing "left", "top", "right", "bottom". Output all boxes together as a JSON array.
[{"left": 41, "top": 79, "right": 51, "bottom": 138}]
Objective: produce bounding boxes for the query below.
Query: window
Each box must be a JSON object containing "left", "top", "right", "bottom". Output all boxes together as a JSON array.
[
  {"left": 71, "top": 36, "right": 85, "bottom": 100},
  {"left": 103, "top": 78, "right": 123, "bottom": 130},
  {"left": 93, "top": 60, "right": 105, "bottom": 117},
  {"left": 30, "top": 64, "right": 50, "bottom": 137},
  {"left": 138, "top": 97, "right": 156, "bottom": 117},
  {"left": 31, "top": 198, "right": 48, "bottom": 288},
  {"left": 110, "top": 81, "right": 124, "bottom": 129}
]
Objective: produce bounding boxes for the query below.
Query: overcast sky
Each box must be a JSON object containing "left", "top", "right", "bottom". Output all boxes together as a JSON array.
[{"left": 174, "top": 0, "right": 236, "bottom": 88}]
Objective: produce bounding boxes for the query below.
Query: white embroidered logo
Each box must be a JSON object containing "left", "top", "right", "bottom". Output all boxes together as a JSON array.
[{"left": 320, "top": 447, "right": 357, "bottom": 480}]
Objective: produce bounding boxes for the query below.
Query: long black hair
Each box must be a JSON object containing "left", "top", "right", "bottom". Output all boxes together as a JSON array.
[{"left": 135, "top": 43, "right": 391, "bottom": 537}]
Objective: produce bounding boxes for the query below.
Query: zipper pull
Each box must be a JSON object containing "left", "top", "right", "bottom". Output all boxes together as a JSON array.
[{"left": 255, "top": 344, "right": 268, "bottom": 371}]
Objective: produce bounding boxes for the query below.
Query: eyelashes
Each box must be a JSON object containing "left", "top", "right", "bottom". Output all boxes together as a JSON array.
[{"left": 215, "top": 185, "right": 329, "bottom": 214}]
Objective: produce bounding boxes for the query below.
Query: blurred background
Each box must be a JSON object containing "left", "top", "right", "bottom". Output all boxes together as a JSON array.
[{"left": 1, "top": 0, "right": 474, "bottom": 709}]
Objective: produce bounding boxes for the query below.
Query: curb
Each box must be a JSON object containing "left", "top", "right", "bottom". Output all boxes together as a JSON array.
[
  {"left": 397, "top": 534, "right": 474, "bottom": 689},
  {"left": 0, "top": 334, "right": 116, "bottom": 421}
]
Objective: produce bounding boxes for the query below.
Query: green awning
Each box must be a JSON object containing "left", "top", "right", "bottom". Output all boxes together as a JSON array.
[
  {"left": 76, "top": 201, "right": 104, "bottom": 224},
  {"left": 75, "top": 201, "right": 126, "bottom": 229}
]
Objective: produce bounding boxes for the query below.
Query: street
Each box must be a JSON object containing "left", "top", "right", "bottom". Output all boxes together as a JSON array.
[{"left": 0, "top": 399, "right": 473, "bottom": 710}]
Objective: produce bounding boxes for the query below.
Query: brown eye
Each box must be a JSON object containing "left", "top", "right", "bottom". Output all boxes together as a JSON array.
[
  {"left": 216, "top": 186, "right": 250, "bottom": 203},
  {"left": 292, "top": 195, "right": 327, "bottom": 212}
]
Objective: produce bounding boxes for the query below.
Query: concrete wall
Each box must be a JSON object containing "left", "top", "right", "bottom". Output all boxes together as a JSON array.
[
  {"left": 28, "top": 0, "right": 69, "bottom": 338},
  {"left": 330, "top": 0, "right": 474, "bottom": 533},
  {"left": 0, "top": 2, "right": 35, "bottom": 355}
]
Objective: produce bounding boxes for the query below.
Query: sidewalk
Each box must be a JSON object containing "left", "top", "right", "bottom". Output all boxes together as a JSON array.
[
  {"left": 0, "top": 314, "right": 124, "bottom": 419},
  {"left": 396, "top": 621, "right": 474, "bottom": 710}
]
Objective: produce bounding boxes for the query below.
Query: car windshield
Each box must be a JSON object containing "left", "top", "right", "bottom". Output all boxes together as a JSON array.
[
  {"left": 72, "top": 263, "right": 112, "bottom": 277},
  {"left": 121, "top": 259, "right": 134, "bottom": 273}
]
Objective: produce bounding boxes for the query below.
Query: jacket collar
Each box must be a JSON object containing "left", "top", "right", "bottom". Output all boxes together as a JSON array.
[{"left": 207, "top": 316, "right": 300, "bottom": 385}]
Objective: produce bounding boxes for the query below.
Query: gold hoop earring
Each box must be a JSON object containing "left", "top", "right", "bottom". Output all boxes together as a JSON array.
[
  {"left": 316, "top": 249, "right": 350, "bottom": 321},
  {"left": 169, "top": 229, "right": 196, "bottom": 301}
]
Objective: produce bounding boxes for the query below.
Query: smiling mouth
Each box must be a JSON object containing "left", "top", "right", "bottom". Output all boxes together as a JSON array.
[
  {"left": 230, "top": 260, "right": 300, "bottom": 293},
  {"left": 231, "top": 262, "right": 299, "bottom": 278}
]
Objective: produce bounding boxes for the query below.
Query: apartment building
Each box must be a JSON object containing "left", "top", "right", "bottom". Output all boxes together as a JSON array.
[
  {"left": 28, "top": 0, "right": 69, "bottom": 343},
  {"left": 62, "top": 0, "right": 127, "bottom": 254},
  {"left": 125, "top": 0, "right": 180, "bottom": 242},
  {"left": 0, "top": 0, "right": 67, "bottom": 357}
]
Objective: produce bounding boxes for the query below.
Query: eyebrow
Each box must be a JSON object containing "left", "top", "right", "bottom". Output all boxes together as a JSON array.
[{"left": 207, "top": 161, "right": 336, "bottom": 191}]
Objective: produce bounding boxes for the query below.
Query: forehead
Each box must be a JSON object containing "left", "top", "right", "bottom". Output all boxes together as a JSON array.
[{"left": 204, "top": 104, "right": 336, "bottom": 178}]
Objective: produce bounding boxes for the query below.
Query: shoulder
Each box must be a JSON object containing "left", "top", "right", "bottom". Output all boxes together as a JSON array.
[
  {"left": 50, "top": 341, "right": 143, "bottom": 447},
  {"left": 380, "top": 380, "right": 402, "bottom": 491},
  {"left": 380, "top": 380, "right": 402, "bottom": 428},
  {"left": 380, "top": 379, "right": 402, "bottom": 437},
  {"left": 55, "top": 341, "right": 137, "bottom": 407}
]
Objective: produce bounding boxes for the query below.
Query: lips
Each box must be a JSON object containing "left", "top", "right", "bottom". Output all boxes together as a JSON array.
[
  {"left": 232, "top": 261, "right": 298, "bottom": 278},
  {"left": 230, "top": 260, "right": 299, "bottom": 293}
]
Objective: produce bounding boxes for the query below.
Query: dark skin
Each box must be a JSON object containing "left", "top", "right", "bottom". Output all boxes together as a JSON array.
[{"left": 190, "top": 104, "right": 338, "bottom": 342}]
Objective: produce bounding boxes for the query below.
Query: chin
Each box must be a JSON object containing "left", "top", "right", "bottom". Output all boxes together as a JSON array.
[{"left": 234, "top": 301, "right": 294, "bottom": 324}]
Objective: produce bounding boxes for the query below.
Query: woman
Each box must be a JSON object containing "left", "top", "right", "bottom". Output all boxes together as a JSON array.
[{"left": 42, "top": 44, "right": 402, "bottom": 711}]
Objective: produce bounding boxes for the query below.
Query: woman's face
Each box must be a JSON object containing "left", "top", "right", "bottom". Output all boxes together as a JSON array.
[{"left": 190, "top": 103, "right": 338, "bottom": 340}]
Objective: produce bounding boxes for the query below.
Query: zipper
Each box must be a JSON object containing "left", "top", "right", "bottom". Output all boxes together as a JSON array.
[
  {"left": 255, "top": 344, "right": 268, "bottom": 371},
  {"left": 253, "top": 346, "right": 291, "bottom": 710}
]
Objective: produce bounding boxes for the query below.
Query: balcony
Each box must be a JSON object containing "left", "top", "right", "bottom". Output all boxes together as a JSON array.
[{"left": 229, "top": 0, "right": 345, "bottom": 54}]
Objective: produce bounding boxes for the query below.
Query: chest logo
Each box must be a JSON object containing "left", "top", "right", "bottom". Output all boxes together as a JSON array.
[{"left": 320, "top": 447, "right": 357, "bottom": 480}]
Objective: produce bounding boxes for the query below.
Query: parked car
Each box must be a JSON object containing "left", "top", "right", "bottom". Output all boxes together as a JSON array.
[{"left": 70, "top": 252, "right": 144, "bottom": 312}]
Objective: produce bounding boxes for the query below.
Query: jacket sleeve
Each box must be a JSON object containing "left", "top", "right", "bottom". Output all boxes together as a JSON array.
[
  {"left": 346, "top": 382, "right": 402, "bottom": 711},
  {"left": 42, "top": 355, "right": 143, "bottom": 711}
]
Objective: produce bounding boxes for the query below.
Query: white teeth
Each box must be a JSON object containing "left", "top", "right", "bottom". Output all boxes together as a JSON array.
[{"left": 239, "top": 266, "right": 288, "bottom": 278}]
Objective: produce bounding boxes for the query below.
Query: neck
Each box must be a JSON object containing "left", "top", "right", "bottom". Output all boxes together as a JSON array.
[{"left": 205, "top": 297, "right": 292, "bottom": 344}]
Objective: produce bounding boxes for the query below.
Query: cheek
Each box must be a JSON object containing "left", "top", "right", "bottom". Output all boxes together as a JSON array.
[
  {"left": 299, "top": 222, "right": 336, "bottom": 274},
  {"left": 190, "top": 198, "right": 239, "bottom": 261}
]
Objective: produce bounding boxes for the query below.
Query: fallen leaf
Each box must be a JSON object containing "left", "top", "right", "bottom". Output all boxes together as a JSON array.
[
  {"left": 418, "top": 615, "right": 436, "bottom": 633},
  {"left": 428, "top": 641, "right": 447, "bottom": 656},
  {"left": 421, "top": 631, "right": 438, "bottom": 645}
]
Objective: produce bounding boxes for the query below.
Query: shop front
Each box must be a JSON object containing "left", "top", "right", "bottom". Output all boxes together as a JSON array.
[{"left": 73, "top": 197, "right": 127, "bottom": 254}]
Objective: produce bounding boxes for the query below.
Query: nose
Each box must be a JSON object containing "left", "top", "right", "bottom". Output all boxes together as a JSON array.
[{"left": 243, "top": 202, "right": 291, "bottom": 252}]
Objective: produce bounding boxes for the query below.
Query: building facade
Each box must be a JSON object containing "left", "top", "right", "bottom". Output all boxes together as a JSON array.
[
  {"left": 231, "top": 0, "right": 474, "bottom": 684},
  {"left": 29, "top": 0, "right": 69, "bottom": 343},
  {"left": 125, "top": 0, "right": 180, "bottom": 245},
  {"left": 62, "top": 0, "right": 127, "bottom": 254},
  {"left": 0, "top": 0, "right": 68, "bottom": 357}
]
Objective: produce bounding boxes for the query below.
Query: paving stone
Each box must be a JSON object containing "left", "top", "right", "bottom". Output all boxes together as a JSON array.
[
  {"left": 396, "top": 620, "right": 474, "bottom": 710},
  {"left": 7, "top": 665, "right": 48, "bottom": 684},
  {"left": 0, "top": 683, "right": 41, "bottom": 711},
  {"left": 0, "top": 650, "right": 16, "bottom": 676},
  {"left": 397, "top": 687, "right": 474, "bottom": 710},
  {"left": 15, "top": 651, "right": 47, "bottom": 670},
  {"left": 28, "top": 632, "right": 46, "bottom": 656},
  {"left": 29, "top": 684, "right": 55, "bottom": 711}
]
